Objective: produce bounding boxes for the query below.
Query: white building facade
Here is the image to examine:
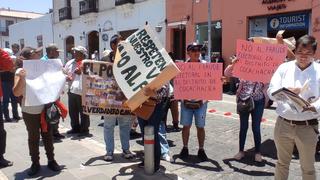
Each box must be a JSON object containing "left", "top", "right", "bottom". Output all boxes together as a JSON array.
[
  {"left": 9, "top": 14, "right": 54, "bottom": 54},
  {"left": 53, "top": 0, "right": 166, "bottom": 60},
  {"left": 0, "top": 8, "right": 43, "bottom": 49}
]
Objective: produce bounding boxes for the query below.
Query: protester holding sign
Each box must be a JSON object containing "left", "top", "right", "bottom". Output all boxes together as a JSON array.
[
  {"left": 13, "top": 47, "right": 61, "bottom": 176},
  {"left": 41, "top": 44, "right": 65, "bottom": 141},
  {"left": 268, "top": 35, "right": 320, "bottom": 180},
  {"left": 0, "top": 48, "right": 14, "bottom": 168},
  {"left": 98, "top": 35, "right": 135, "bottom": 161},
  {"left": 224, "top": 54, "right": 266, "bottom": 162},
  {"left": 179, "top": 43, "right": 209, "bottom": 162},
  {"left": 64, "top": 46, "right": 90, "bottom": 137}
]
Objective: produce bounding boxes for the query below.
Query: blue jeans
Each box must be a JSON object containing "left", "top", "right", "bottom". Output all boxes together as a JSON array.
[
  {"left": 1, "top": 81, "right": 19, "bottom": 120},
  {"left": 159, "top": 121, "right": 169, "bottom": 156},
  {"left": 239, "top": 97, "right": 265, "bottom": 153},
  {"left": 104, "top": 115, "right": 132, "bottom": 154},
  {"left": 138, "top": 100, "right": 166, "bottom": 170}
]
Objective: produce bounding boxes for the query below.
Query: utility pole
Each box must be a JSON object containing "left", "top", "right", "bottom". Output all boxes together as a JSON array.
[{"left": 207, "top": 0, "right": 212, "bottom": 62}]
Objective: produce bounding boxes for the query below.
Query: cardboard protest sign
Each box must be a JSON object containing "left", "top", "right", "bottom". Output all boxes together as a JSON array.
[
  {"left": 23, "top": 59, "right": 66, "bottom": 106},
  {"left": 174, "top": 63, "right": 223, "bottom": 100},
  {"left": 113, "top": 25, "right": 180, "bottom": 111},
  {"left": 81, "top": 60, "right": 131, "bottom": 116},
  {"left": 233, "top": 39, "right": 287, "bottom": 83}
]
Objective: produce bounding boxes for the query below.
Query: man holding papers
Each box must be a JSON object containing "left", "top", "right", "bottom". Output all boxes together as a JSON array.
[{"left": 268, "top": 35, "right": 320, "bottom": 180}]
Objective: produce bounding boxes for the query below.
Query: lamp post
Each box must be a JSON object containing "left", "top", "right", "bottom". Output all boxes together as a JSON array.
[{"left": 207, "top": 0, "right": 212, "bottom": 62}]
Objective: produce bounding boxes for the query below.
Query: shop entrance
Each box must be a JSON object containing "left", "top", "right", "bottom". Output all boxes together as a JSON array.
[
  {"left": 173, "top": 27, "right": 186, "bottom": 61},
  {"left": 88, "top": 31, "right": 99, "bottom": 59}
]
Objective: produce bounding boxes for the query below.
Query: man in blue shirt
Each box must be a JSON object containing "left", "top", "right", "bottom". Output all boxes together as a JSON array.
[{"left": 41, "top": 44, "right": 61, "bottom": 61}]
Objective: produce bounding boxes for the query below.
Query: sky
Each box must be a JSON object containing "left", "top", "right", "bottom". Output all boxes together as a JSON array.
[{"left": 0, "top": 0, "right": 52, "bottom": 14}]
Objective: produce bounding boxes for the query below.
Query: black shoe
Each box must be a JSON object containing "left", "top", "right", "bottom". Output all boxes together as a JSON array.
[
  {"left": 4, "top": 118, "right": 12, "bottom": 122},
  {"left": 198, "top": 149, "right": 208, "bottom": 162},
  {"left": 66, "top": 129, "right": 80, "bottom": 134},
  {"left": 179, "top": 147, "right": 189, "bottom": 159},
  {"left": 173, "top": 123, "right": 180, "bottom": 132},
  {"left": 138, "top": 162, "right": 144, "bottom": 168},
  {"left": 28, "top": 163, "right": 40, "bottom": 176},
  {"left": 47, "top": 160, "right": 61, "bottom": 172},
  {"left": 13, "top": 116, "right": 21, "bottom": 121},
  {"left": 0, "top": 158, "right": 13, "bottom": 168},
  {"left": 53, "top": 133, "right": 65, "bottom": 139},
  {"left": 77, "top": 131, "right": 91, "bottom": 137}
]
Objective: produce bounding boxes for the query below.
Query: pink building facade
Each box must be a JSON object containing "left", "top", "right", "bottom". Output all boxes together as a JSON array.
[{"left": 166, "top": 0, "right": 320, "bottom": 63}]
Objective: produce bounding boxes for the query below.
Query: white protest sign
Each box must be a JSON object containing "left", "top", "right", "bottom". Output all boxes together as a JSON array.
[
  {"left": 113, "top": 25, "right": 180, "bottom": 110},
  {"left": 23, "top": 59, "right": 66, "bottom": 106}
]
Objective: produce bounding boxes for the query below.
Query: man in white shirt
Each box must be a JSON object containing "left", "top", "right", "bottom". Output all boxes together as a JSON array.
[
  {"left": 64, "top": 46, "right": 90, "bottom": 137},
  {"left": 268, "top": 35, "right": 320, "bottom": 180}
]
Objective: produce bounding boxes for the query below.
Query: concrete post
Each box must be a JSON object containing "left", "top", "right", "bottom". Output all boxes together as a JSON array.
[{"left": 144, "top": 126, "right": 154, "bottom": 175}]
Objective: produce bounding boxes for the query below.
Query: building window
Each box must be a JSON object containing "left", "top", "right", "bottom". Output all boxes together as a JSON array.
[
  {"left": 196, "top": 21, "right": 222, "bottom": 55},
  {"left": 37, "top": 35, "right": 43, "bottom": 47},
  {"left": 79, "top": 0, "right": 98, "bottom": 15},
  {"left": 5, "top": 41, "right": 9, "bottom": 48},
  {"left": 20, "top": 39, "right": 25, "bottom": 49}
]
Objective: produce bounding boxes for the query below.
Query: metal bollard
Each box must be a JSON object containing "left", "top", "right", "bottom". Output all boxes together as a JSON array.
[{"left": 144, "top": 125, "right": 154, "bottom": 175}]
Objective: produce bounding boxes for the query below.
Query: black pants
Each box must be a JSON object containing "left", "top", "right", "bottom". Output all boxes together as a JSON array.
[
  {"left": 138, "top": 100, "right": 166, "bottom": 170},
  {"left": 0, "top": 101, "right": 6, "bottom": 156},
  {"left": 68, "top": 92, "right": 90, "bottom": 132},
  {"left": 23, "top": 112, "right": 55, "bottom": 163}
]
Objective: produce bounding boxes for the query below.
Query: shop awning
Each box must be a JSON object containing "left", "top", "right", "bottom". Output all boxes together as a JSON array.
[{"left": 167, "top": 20, "right": 188, "bottom": 27}]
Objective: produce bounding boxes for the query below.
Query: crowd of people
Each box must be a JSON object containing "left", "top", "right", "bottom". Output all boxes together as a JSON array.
[{"left": 0, "top": 33, "right": 319, "bottom": 180}]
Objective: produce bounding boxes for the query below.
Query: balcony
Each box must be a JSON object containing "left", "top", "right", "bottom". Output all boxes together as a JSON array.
[
  {"left": 79, "top": 0, "right": 99, "bottom": 15},
  {"left": 59, "top": 7, "right": 72, "bottom": 21},
  {"left": 0, "top": 27, "right": 9, "bottom": 36},
  {"left": 115, "top": 0, "right": 135, "bottom": 6}
]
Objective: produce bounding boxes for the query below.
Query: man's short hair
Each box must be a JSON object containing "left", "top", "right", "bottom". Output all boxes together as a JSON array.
[
  {"left": 296, "top": 35, "right": 317, "bottom": 52},
  {"left": 11, "top": 43, "right": 19, "bottom": 49},
  {"left": 110, "top": 34, "right": 122, "bottom": 48}
]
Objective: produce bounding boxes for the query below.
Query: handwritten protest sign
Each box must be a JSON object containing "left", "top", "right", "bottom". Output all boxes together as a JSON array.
[
  {"left": 232, "top": 39, "right": 287, "bottom": 83},
  {"left": 23, "top": 59, "right": 66, "bottom": 106},
  {"left": 113, "top": 25, "right": 180, "bottom": 111},
  {"left": 81, "top": 60, "right": 131, "bottom": 116},
  {"left": 174, "top": 63, "right": 223, "bottom": 100}
]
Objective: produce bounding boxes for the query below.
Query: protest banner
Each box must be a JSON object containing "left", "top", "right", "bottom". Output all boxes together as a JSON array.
[
  {"left": 113, "top": 25, "right": 180, "bottom": 111},
  {"left": 174, "top": 63, "right": 223, "bottom": 100},
  {"left": 232, "top": 39, "right": 287, "bottom": 83},
  {"left": 81, "top": 60, "right": 131, "bottom": 116},
  {"left": 23, "top": 59, "right": 66, "bottom": 106}
]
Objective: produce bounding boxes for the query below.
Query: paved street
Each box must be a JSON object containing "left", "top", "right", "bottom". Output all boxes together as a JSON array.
[{"left": 1, "top": 94, "right": 320, "bottom": 180}]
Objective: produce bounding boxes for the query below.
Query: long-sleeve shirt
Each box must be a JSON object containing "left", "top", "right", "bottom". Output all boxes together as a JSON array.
[{"left": 267, "top": 60, "right": 320, "bottom": 121}]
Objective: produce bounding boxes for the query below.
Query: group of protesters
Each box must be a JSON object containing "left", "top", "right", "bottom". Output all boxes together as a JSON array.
[{"left": 0, "top": 32, "right": 319, "bottom": 180}]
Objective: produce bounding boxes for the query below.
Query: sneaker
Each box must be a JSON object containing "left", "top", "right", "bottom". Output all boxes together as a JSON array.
[
  {"left": 234, "top": 151, "right": 245, "bottom": 160},
  {"left": 13, "top": 116, "right": 21, "bottom": 121},
  {"left": 103, "top": 153, "right": 113, "bottom": 162},
  {"left": 198, "top": 149, "right": 208, "bottom": 161},
  {"left": 255, "top": 153, "right": 263, "bottom": 162},
  {"left": 179, "top": 147, "right": 189, "bottom": 159},
  {"left": 66, "top": 129, "right": 80, "bottom": 134},
  {"left": 27, "top": 163, "right": 40, "bottom": 176},
  {"left": 122, "top": 150, "right": 135, "bottom": 159},
  {"left": 47, "top": 160, "right": 61, "bottom": 172},
  {"left": 161, "top": 154, "right": 172, "bottom": 162},
  {"left": 0, "top": 158, "right": 13, "bottom": 167},
  {"left": 173, "top": 123, "right": 180, "bottom": 132}
]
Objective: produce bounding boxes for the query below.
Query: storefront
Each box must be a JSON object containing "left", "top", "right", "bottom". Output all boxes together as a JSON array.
[
  {"left": 166, "top": 0, "right": 320, "bottom": 63},
  {"left": 249, "top": 11, "right": 311, "bottom": 41}
]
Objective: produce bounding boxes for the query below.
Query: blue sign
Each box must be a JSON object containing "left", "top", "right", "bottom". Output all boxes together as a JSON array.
[{"left": 267, "top": 12, "right": 310, "bottom": 31}]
